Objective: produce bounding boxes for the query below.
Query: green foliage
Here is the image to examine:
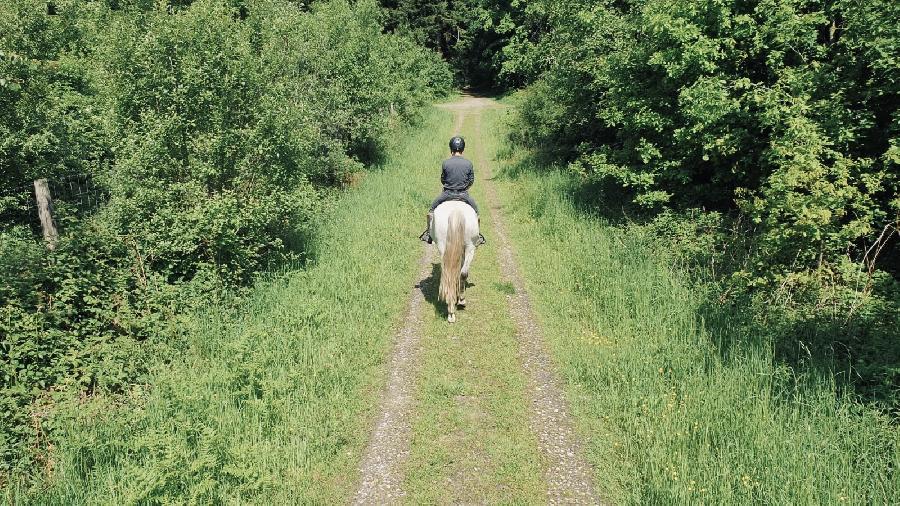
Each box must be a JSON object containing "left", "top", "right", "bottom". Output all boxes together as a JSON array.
[
  {"left": 0, "top": 1, "right": 107, "bottom": 224},
  {"left": 379, "top": 0, "right": 530, "bottom": 88},
  {"left": 9, "top": 108, "right": 453, "bottom": 503},
  {"left": 493, "top": 117, "right": 900, "bottom": 502},
  {"left": 92, "top": 0, "right": 449, "bottom": 284},
  {"left": 1, "top": 0, "right": 450, "bottom": 475},
  {"left": 1, "top": 223, "right": 186, "bottom": 472},
  {"left": 505, "top": 0, "right": 899, "bottom": 301}
]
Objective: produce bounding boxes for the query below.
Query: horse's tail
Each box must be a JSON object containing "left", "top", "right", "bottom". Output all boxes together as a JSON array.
[{"left": 439, "top": 209, "right": 465, "bottom": 304}]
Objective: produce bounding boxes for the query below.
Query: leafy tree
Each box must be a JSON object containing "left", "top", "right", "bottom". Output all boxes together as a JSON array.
[
  {"left": 378, "top": 0, "right": 530, "bottom": 87},
  {"left": 0, "top": 0, "right": 450, "bottom": 473},
  {"left": 505, "top": 0, "right": 899, "bottom": 285},
  {"left": 500, "top": 0, "right": 900, "bottom": 406}
]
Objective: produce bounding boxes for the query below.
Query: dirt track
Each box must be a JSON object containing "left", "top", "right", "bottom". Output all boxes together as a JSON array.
[{"left": 354, "top": 95, "right": 600, "bottom": 504}]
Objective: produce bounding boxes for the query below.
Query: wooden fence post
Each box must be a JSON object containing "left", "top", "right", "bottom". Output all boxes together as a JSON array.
[{"left": 34, "top": 178, "right": 58, "bottom": 249}]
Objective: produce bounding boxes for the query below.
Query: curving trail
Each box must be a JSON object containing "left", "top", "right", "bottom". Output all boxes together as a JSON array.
[{"left": 354, "top": 95, "right": 600, "bottom": 504}]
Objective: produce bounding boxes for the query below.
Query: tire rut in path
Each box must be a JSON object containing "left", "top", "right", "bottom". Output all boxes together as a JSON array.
[
  {"left": 473, "top": 111, "right": 602, "bottom": 504},
  {"left": 353, "top": 244, "right": 433, "bottom": 504}
]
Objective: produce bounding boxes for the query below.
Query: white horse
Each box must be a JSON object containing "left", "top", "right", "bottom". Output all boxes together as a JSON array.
[{"left": 431, "top": 201, "right": 480, "bottom": 323}]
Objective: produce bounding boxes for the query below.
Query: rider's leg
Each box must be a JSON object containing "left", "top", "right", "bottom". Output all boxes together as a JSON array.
[
  {"left": 471, "top": 198, "right": 486, "bottom": 246},
  {"left": 422, "top": 191, "right": 450, "bottom": 243},
  {"left": 420, "top": 211, "right": 434, "bottom": 244},
  {"left": 476, "top": 215, "right": 485, "bottom": 246},
  {"left": 460, "top": 192, "right": 479, "bottom": 215}
]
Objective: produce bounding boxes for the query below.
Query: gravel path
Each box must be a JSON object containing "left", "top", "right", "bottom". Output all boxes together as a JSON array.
[
  {"left": 354, "top": 96, "right": 600, "bottom": 504},
  {"left": 474, "top": 112, "right": 602, "bottom": 505},
  {"left": 353, "top": 244, "right": 433, "bottom": 504}
]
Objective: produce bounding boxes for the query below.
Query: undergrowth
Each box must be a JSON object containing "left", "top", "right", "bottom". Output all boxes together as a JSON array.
[
  {"left": 4, "top": 108, "right": 451, "bottom": 504},
  {"left": 490, "top": 107, "right": 900, "bottom": 504}
]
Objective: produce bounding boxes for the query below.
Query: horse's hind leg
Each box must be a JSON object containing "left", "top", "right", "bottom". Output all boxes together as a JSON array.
[
  {"left": 459, "top": 244, "right": 476, "bottom": 308},
  {"left": 447, "top": 300, "right": 457, "bottom": 323}
]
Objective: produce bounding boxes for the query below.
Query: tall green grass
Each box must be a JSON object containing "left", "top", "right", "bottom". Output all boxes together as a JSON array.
[
  {"left": 488, "top": 109, "right": 900, "bottom": 504},
  {"left": 11, "top": 109, "right": 452, "bottom": 504}
]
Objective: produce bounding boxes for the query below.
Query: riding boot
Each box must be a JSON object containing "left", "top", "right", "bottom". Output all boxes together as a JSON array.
[{"left": 419, "top": 212, "right": 433, "bottom": 244}]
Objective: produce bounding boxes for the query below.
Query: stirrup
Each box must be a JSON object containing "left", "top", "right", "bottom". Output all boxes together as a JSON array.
[
  {"left": 419, "top": 230, "right": 432, "bottom": 244},
  {"left": 476, "top": 233, "right": 486, "bottom": 246}
]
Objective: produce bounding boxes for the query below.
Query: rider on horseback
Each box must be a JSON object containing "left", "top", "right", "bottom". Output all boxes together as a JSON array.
[{"left": 420, "top": 136, "right": 486, "bottom": 245}]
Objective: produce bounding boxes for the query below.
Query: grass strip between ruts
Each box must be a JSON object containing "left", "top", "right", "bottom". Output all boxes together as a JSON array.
[{"left": 402, "top": 107, "right": 546, "bottom": 503}]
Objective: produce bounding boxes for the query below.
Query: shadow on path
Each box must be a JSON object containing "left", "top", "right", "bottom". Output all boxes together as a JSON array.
[{"left": 418, "top": 261, "right": 477, "bottom": 319}]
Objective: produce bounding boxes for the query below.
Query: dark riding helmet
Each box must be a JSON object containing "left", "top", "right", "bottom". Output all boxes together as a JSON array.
[{"left": 449, "top": 136, "right": 465, "bottom": 153}]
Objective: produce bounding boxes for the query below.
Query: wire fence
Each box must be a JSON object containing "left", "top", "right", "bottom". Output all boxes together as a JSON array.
[
  {"left": 48, "top": 173, "right": 109, "bottom": 214},
  {"left": 1, "top": 173, "right": 109, "bottom": 233}
]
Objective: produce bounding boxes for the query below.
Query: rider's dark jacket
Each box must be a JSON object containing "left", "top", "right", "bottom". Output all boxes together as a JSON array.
[
  {"left": 430, "top": 155, "right": 478, "bottom": 213},
  {"left": 441, "top": 155, "right": 474, "bottom": 191}
]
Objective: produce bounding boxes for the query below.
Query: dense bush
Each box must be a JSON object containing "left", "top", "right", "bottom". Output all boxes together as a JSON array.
[
  {"left": 505, "top": 0, "right": 898, "bottom": 282},
  {"left": 1, "top": 0, "right": 450, "bottom": 473},
  {"left": 378, "top": 0, "right": 532, "bottom": 88},
  {"left": 500, "top": 0, "right": 899, "bottom": 405}
]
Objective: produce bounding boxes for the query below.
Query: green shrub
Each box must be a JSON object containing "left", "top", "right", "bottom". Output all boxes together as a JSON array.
[
  {"left": 495, "top": 0, "right": 900, "bottom": 408},
  {"left": 1, "top": 0, "right": 451, "bottom": 474},
  {"left": 505, "top": 0, "right": 899, "bottom": 287},
  {"left": 1, "top": 223, "right": 185, "bottom": 472}
]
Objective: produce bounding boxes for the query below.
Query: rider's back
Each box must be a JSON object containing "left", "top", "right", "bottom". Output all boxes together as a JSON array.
[{"left": 441, "top": 156, "right": 474, "bottom": 191}]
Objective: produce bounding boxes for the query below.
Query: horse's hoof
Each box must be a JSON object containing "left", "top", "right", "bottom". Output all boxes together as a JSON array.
[
  {"left": 458, "top": 299, "right": 466, "bottom": 308},
  {"left": 447, "top": 314, "right": 456, "bottom": 323}
]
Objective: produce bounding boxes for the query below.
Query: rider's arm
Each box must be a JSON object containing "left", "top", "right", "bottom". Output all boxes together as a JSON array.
[{"left": 466, "top": 163, "right": 475, "bottom": 189}]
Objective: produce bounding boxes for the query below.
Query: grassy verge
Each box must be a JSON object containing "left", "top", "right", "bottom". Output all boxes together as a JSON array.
[
  {"left": 488, "top": 108, "right": 900, "bottom": 504},
  {"left": 402, "top": 110, "right": 545, "bottom": 503},
  {"left": 12, "top": 108, "right": 452, "bottom": 504}
]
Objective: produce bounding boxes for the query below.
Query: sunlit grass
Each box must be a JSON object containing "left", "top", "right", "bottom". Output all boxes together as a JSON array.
[
  {"left": 402, "top": 110, "right": 545, "bottom": 503},
  {"left": 488, "top": 109, "right": 900, "bottom": 504},
  {"left": 13, "top": 102, "right": 897, "bottom": 504},
  {"left": 15, "top": 109, "right": 452, "bottom": 504}
]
